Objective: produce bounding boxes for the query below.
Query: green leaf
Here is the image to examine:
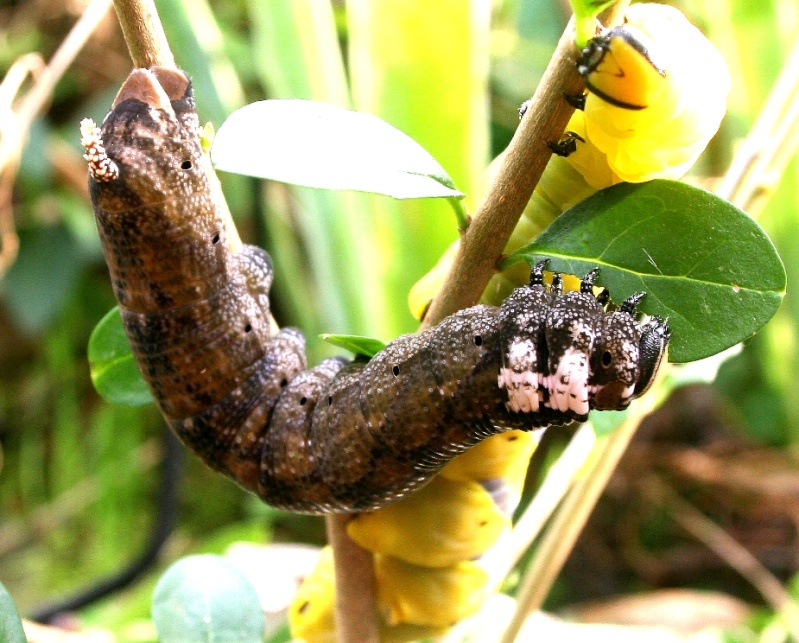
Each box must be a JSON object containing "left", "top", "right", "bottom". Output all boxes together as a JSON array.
[
  {"left": 503, "top": 180, "right": 786, "bottom": 363},
  {"left": 1, "top": 225, "right": 84, "bottom": 334},
  {"left": 321, "top": 333, "right": 387, "bottom": 358},
  {"left": 569, "top": 0, "right": 616, "bottom": 48},
  {"left": 212, "top": 99, "right": 464, "bottom": 200},
  {"left": 589, "top": 409, "right": 628, "bottom": 437},
  {"left": 0, "top": 582, "right": 27, "bottom": 643},
  {"left": 152, "top": 555, "right": 264, "bottom": 643},
  {"left": 88, "top": 307, "right": 153, "bottom": 407}
]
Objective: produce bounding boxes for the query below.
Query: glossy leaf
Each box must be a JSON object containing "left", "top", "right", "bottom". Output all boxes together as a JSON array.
[
  {"left": 0, "top": 582, "right": 27, "bottom": 643},
  {"left": 152, "top": 555, "right": 264, "bottom": 643},
  {"left": 589, "top": 409, "right": 629, "bottom": 437},
  {"left": 321, "top": 333, "right": 387, "bottom": 359},
  {"left": 569, "top": 0, "right": 616, "bottom": 47},
  {"left": 212, "top": 99, "right": 464, "bottom": 200},
  {"left": 88, "top": 307, "right": 153, "bottom": 407},
  {"left": 504, "top": 180, "right": 786, "bottom": 363}
]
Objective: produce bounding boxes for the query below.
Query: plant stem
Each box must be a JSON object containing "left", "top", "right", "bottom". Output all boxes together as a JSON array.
[
  {"left": 715, "top": 34, "right": 799, "bottom": 215},
  {"left": 500, "top": 387, "right": 661, "bottom": 643},
  {"left": 113, "top": 0, "right": 174, "bottom": 68},
  {"left": 326, "top": 515, "right": 381, "bottom": 643},
  {"left": 0, "top": 0, "right": 113, "bottom": 278},
  {"left": 448, "top": 196, "right": 470, "bottom": 231},
  {"left": 421, "top": 21, "right": 584, "bottom": 329}
]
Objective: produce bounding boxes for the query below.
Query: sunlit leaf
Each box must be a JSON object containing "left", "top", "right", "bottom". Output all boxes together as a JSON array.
[
  {"left": 321, "top": 334, "right": 386, "bottom": 358},
  {"left": 504, "top": 180, "right": 786, "bottom": 363},
  {"left": 152, "top": 555, "right": 264, "bottom": 643},
  {"left": 212, "top": 99, "right": 464, "bottom": 200},
  {"left": 0, "top": 583, "right": 27, "bottom": 643},
  {"left": 569, "top": 0, "right": 616, "bottom": 47},
  {"left": 88, "top": 307, "right": 152, "bottom": 407}
]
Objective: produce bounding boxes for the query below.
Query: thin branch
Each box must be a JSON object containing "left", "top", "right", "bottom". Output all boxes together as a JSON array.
[
  {"left": 112, "top": 0, "right": 174, "bottom": 68},
  {"left": 326, "top": 515, "right": 380, "bottom": 643},
  {"left": 0, "top": 0, "right": 113, "bottom": 277},
  {"left": 421, "top": 20, "right": 583, "bottom": 328},
  {"left": 504, "top": 423, "right": 596, "bottom": 570},
  {"left": 715, "top": 32, "right": 799, "bottom": 213},
  {"left": 639, "top": 475, "right": 799, "bottom": 640},
  {"left": 0, "top": 0, "right": 113, "bottom": 172},
  {"left": 499, "top": 384, "right": 662, "bottom": 643}
]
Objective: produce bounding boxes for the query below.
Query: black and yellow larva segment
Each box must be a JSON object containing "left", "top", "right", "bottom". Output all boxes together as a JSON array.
[{"left": 577, "top": 24, "right": 667, "bottom": 110}]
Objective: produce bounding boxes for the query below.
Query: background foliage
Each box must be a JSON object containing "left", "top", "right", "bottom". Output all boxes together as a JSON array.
[{"left": 0, "top": 0, "right": 798, "bottom": 640}]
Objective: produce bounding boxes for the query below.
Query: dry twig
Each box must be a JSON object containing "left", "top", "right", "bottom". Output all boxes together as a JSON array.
[{"left": 0, "top": 0, "right": 112, "bottom": 278}]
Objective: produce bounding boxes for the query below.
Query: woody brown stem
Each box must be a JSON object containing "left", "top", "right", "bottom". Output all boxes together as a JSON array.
[
  {"left": 420, "top": 21, "right": 584, "bottom": 329},
  {"left": 422, "top": 0, "right": 629, "bottom": 329},
  {"left": 112, "top": 0, "right": 174, "bottom": 68},
  {"left": 326, "top": 514, "right": 380, "bottom": 643}
]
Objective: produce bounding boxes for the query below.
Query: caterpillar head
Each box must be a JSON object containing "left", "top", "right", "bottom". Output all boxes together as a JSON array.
[
  {"left": 588, "top": 292, "right": 670, "bottom": 410},
  {"left": 577, "top": 24, "right": 667, "bottom": 110},
  {"left": 499, "top": 262, "right": 670, "bottom": 420},
  {"left": 80, "top": 67, "right": 203, "bottom": 213}
]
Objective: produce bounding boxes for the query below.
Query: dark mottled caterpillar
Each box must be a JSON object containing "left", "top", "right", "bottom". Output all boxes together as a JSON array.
[{"left": 81, "top": 67, "right": 669, "bottom": 515}]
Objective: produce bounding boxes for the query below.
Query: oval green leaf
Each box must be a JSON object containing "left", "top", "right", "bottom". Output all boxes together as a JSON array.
[
  {"left": 503, "top": 180, "right": 786, "bottom": 363},
  {"left": 212, "top": 99, "right": 464, "bottom": 200},
  {"left": 321, "top": 333, "right": 387, "bottom": 358},
  {"left": 88, "top": 307, "right": 153, "bottom": 407},
  {"left": 152, "top": 554, "right": 264, "bottom": 643},
  {"left": 0, "top": 582, "right": 27, "bottom": 643}
]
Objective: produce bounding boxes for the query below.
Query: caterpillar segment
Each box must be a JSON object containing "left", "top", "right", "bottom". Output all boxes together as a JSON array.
[{"left": 289, "top": 267, "right": 668, "bottom": 640}]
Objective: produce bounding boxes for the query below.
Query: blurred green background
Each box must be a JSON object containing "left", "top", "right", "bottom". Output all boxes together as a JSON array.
[{"left": 0, "top": 0, "right": 797, "bottom": 640}]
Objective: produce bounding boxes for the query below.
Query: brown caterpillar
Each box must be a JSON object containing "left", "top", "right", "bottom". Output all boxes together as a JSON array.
[{"left": 81, "top": 67, "right": 669, "bottom": 515}]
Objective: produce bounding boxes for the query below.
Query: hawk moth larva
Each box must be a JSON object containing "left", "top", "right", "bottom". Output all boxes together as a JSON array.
[{"left": 81, "top": 67, "right": 669, "bottom": 515}]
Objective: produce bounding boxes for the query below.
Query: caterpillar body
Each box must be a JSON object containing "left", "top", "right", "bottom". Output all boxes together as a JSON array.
[{"left": 81, "top": 66, "right": 668, "bottom": 517}]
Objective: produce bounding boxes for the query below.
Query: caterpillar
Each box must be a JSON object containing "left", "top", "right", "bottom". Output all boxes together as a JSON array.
[
  {"left": 81, "top": 65, "right": 668, "bottom": 517},
  {"left": 289, "top": 4, "right": 728, "bottom": 640},
  {"left": 411, "top": 3, "right": 731, "bottom": 314}
]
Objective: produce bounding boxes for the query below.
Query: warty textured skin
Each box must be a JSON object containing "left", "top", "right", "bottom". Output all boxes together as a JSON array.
[{"left": 83, "top": 68, "right": 669, "bottom": 514}]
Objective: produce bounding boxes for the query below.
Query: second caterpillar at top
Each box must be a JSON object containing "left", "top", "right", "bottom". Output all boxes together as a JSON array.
[{"left": 81, "top": 66, "right": 670, "bottom": 516}]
